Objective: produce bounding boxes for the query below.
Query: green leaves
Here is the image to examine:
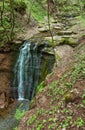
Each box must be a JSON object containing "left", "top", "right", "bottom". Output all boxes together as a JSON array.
[
  {"left": 14, "top": 104, "right": 25, "bottom": 121},
  {"left": 15, "top": 108, "right": 25, "bottom": 120},
  {"left": 75, "top": 117, "right": 84, "bottom": 127}
]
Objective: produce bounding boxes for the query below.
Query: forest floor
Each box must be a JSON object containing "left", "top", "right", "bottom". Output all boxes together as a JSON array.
[{"left": 18, "top": 16, "right": 85, "bottom": 130}]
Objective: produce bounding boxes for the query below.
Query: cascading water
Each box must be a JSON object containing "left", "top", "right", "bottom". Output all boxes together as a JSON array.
[
  {"left": 13, "top": 40, "right": 55, "bottom": 101},
  {"left": 13, "top": 41, "right": 41, "bottom": 100}
]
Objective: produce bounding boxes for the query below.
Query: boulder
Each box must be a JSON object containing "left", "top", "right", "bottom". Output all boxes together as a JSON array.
[{"left": 54, "top": 45, "right": 73, "bottom": 67}]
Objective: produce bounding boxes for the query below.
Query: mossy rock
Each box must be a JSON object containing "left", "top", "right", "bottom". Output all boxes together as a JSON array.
[
  {"left": 60, "top": 37, "right": 78, "bottom": 47},
  {"left": 44, "top": 36, "right": 57, "bottom": 47},
  {"left": 29, "top": 37, "right": 56, "bottom": 49},
  {"left": 57, "top": 31, "right": 74, "bottom": 35},
  {"left": 65, "top": 93, "right": 72, "bottom": 103}
]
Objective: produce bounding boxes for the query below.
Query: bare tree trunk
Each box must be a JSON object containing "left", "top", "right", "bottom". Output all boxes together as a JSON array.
[
  {"left": 47, "top": 0, "right": 54, "bottom": 44},
  {"left": 27, "top": 0, "right": 34, "bottom": 24},
  {"left": 47, "top": 0, "right": 57, "bottom": 62}
]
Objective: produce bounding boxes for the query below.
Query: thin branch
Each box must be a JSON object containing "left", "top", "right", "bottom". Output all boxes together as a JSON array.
[{"left": 47, "top": 0, "right": 57, "bottom": 64}]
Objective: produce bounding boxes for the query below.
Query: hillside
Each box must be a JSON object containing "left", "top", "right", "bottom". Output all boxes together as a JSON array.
[
  {"left": 18, "top": 18, "right": 85, "bottom": 130},
  {"left": 0, "top": 1, "right": 85, "bottom": 130}
]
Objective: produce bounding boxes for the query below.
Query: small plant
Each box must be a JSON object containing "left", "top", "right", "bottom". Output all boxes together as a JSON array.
[
  {"left": 27, "top": 108, "right": 45, "bottom": 126},
  {"left": 13, "top": 127, "right": 18, "bottom": 130},
  {"left": 82, "top": 89, "right": 85, "bottom": 104},
  {"left": 28, "top": 114, "right": 37, "bottom": 125},
  {"left": 36, "top": 122, "right": 44, "bottom": 130},
  {"left": 82, "top": 100, "right": 85, "bottom": 104},
  {"left": 75, "top": 117, "right": 84, "bottom": 127},
  {"left": 42, "top": 119, "right": 47, "bottom": 123},
  {"left": 62, "top": 116, "right": 72, "bottom": 128},
  {"left": 48, "top": 123, "right": 56, "bottom": 129},
  {"left": 82, "top": 68, "right": 85, "bottom": 77},
  {"left": 82, "top": 90, "right": 85, "bottom": 99},
  {"left": 48, "top": 117, "right": 54, "bottom": 122},
  {"left": 14, "top": 104, "right": 25, "bottom": 121},
  {"left": 36, "top": 81, "right": 45, "bottom": 94},
  {"left": 62, "top": 108, "right": 70, "bottom": 114}
]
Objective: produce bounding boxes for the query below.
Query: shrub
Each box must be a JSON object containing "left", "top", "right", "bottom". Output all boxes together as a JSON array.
[{"left": 14, "top": 0, "right": 27, "bottom": 15}]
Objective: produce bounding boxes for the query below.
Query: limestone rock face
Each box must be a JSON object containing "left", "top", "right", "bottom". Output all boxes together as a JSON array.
[{"left": 54, "top": 45, "right": 73, "bottom": 67}]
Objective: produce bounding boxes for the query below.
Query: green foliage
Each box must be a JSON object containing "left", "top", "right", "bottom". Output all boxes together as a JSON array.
[
  {"left": 82, "top": 89, "right": 85, "bottom": 99},
  {"left": 82, "top": 89, "right": 85, "bottom": 104},
  {"left": 14, "top": 104, "right": 25, "bottom": 121},
  {"left": 48, "top": 117, "right": 54, "bottom": 122},
  {"left": 48, "top": 123, "right": 56, "bottom": 129},
  {"left": 78, "top": 16, "right": 85, "bottom": 27},
  {"left": 62, "top": 116, "right": 72, "bottom": 128},
  {"left": 75, "top": 117, "right": 84, "bottom": 127},
  {"left": 15, "top": 108, "right": 25, "bottom": 120},
  {"left": 31, "top": 2, "right": 46, "bottom": 22},
  {"left": 28, "top": 114, "right": 37, "bottom": 125},
  {"left": 36, "top": 81, "right": 45, "bottom": 94},
  {"left": 26, "top": 0, "right": 47, "bottom": 22},
  {"left": 14, "top": 0, "right": 27, "bottom": 14},
  {"left": 36, "top": 122, "right": 44, "bottom": 130},
  {"left": 13, "top": 127, "right": 18, "bottom": 130},
  {"left": 0, "top": 0, "right": 15, "bottom": 45},
  {"left": 0, "top": 0, "right": 47, "bottom": 46},
  {"left": 27, "top": 108, "right": 44, "bottom": 125}
]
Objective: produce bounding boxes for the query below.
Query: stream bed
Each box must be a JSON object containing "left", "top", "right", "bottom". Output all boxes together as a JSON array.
[{"left": 0, "top": 100, "right": 29, "bottom": 130}]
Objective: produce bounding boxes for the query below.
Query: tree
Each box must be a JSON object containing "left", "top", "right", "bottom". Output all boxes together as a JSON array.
[{"left": 0, "top": 0, "right": 15, "bottom": 44}]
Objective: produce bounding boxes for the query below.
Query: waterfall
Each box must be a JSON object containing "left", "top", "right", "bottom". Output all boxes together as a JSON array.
[{"left": 13, "top": 41, "right": 41, "bottom": 100}]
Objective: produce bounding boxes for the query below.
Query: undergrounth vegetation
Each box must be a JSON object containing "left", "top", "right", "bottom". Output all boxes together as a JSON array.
[
  {"left": 0, "top": 0, "right": 47, "bottom": 46},
  {"left": 1, "top": 0, "right": 85, "bottom": 130},
  {"left": 22, "top": 43, "right": 85, "bottom": 130}
]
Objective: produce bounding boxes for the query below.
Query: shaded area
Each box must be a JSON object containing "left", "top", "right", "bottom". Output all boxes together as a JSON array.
[{"left": 12, "top": 40, "right": 55, "bottom": 100}]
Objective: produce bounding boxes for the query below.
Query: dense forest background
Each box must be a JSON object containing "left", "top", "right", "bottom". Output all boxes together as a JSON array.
[{"left": 0, "top": 0, "right": 85, "bottom": 46}]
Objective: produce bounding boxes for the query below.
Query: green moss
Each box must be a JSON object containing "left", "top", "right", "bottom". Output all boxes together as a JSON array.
[
  {"left": 65, "top": 93, "right": 72, "bottom": 103},
  {"left": 60, "top": 37, "right": 78, "bottom": 47}
]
